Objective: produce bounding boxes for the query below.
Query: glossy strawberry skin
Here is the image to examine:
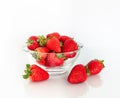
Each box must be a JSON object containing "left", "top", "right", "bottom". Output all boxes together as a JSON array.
[
  {"left": 23, "top": 64, "right": 49, "bottom": 82},
  {"left": 27, "top": 36, "right": 39, "bottom": 50},
  {"left": 87, "top": 59, "right": 104, "bottom": 75},
  {"left": 46, "top": 53, "right": 64, "bottom": 67},
  {"left": 63, "top": 39, "right": 78, "bottom": 58},
  {"left": 60, "top": 35, "right": 71, "bottom": 42},
  {"left": 27, "top": 41, "right": 39, "bottom": 50},
  {"left": 30, "top": 65, "right": 49, "bottom": 82},
  {"left": 34, "top": 47, "right": 50, "bottom": 66},
  {"left": 67, "top": 64, "right": 87, "bottom": 84},
  {"left": 29, "top": 36, "right": 38, "bottom": 41},
  {"left": 63, "top": 39, "right": 78, "bottom": 52},
  {"left": 64, "top": 52, "right": 76, "bottom": 58},
  {"left": 35, "top": 47, "right": 49, "bottom": 59},
  {"left": 47, "top": 32, "right": 61, "bottom": 40},
  {"left": 37, "top": 59, "right": 46, "bottom": 65},
  {"left": 46, "top": 37, "right": 61, "bottom": 52}
]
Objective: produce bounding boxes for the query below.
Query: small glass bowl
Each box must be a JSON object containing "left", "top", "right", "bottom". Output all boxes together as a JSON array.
[{"left": 23, "top": 43, "right": 83, "bottom": 75}]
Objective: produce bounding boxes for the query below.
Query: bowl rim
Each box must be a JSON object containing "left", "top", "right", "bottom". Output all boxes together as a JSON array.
[{"left": 23, "top": 42, "right": 83, "bottom": 54}]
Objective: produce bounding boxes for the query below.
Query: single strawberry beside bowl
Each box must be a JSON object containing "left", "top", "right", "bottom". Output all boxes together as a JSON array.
[
  {"left": 23, "top": 64, "right": 49, "bottom": 82},
  {"left": 67, "top": 64, "right": 87, "bottom": 84},
  {"left": 85, "top": 59, "right": 105, "bottom": 75}
]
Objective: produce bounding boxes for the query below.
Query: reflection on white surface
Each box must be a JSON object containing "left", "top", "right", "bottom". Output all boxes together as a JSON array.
[
  {"left": 23, "top": 74, "right": 89, "bottom": 98},
  {"left": 64, "top": 82, "right": 89, "bottom": 98},
  {"left": 22, "top": 73, "right": 104, "bottom": 98},
  {"left": 87, "top": 75, "right": 103, "bottom": 88}
]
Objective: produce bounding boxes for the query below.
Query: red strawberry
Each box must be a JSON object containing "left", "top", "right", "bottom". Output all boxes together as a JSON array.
[
  {"left": 67, "top": 64, "right": 87, "bottom": 84},
  {"left": 46, "top": 37, "right": 61, "bottom": 52},
  {"left": 23, "top": 64, "right": 49, "bottom": 82},
  {"left": 47, "top": 32, "right": 61, "bottom": 40},
  {"left": 64, "top": 52, "right": 77, "bottom": 58},
  {"left": 33, "top": 47, "right": 49, "bottom": 66},
  {"left": 37, "top": 59, "right": 46, "bottom": 65},
  {"left": 63, "top": 39, "right": 78, "bottom": 58},
  {"left": 46, "top": 53, "right": 64, "bottom": 67},
  {"left": 63, "top": 38, "right": 78, "bottom": 52},
  {"left": 60, "top": 35, "right": 71, "bottom": 42},
  {"left": 86, "top": 59, "right": 104, "bottom": 75},
  {"left": 35, "top": 47, "right": 49, "bottom": 59},
  {"left": 27, "top": 36, "right": 39, "bottom": 50},
  {"left": 28, "top": 36, "right": 38, "bottom": 41}
]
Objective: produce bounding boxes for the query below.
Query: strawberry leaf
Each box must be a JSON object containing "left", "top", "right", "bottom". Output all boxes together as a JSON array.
[
  {"left": 32, "top": 52, "right": 38, "bottom": 59},
  {"left": 32, "top": 52, "right": 41, "bottom": 60},
  {"left": 26, "top": 64, "right": 30, "bottom": 69},
  {"left": 56, "top": 53, "right": 66, "bottom": 60},
  {"left": 23, "top": 64, "right": 31, "bottom": 79},
  {"left": 101, "top": 60, "right": 105, "bottom": 68},
  {"left": 23, "top": 75, "right": 29, "bottom": 79},
  {"left": 27, "top": 40, "right": 33, "bottom": 45},
  {"left": 38, "top": 35, "right": 47, "bottom": 46}
]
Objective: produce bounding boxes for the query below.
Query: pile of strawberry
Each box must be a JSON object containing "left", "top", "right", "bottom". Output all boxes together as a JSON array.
[
  {"left": 23, "top": 59, "right": 104, "bottom": 83},
  {"left": 26, "top": 32, "right": 79, "bottom": 67}
]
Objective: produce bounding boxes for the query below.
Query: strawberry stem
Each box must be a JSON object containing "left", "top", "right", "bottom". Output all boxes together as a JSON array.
[
  {"left": 60, "top": 41, "right": 63, "bottom": 47},
  {"left": 100, "top": 60, "right": 105, "bottom": 68},
  {"left": 85, "top": 65, "right": 91, "bottom": 76},
  {"left": 101, "top": 60, "right": 104, "bottom": 63}
]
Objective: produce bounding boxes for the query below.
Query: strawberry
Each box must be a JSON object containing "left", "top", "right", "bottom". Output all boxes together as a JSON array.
[
  {"left": 60, "top": 35, "right": 71, "bottom": 42},
  {"left": 23, "top": 64, "right": 49, "bottom": 82},
  {"left": 63, "top": 39, "right": 78, "bottom": 58},
  {"left": 27, "top": 36, "right": 39, "bottom": 50},
  {"left": 46, "top": 37, "right": 61, "bottom": 52},
  {"left": 35, "top": 47, "right": 49, "bottom": 59},
  {"left": 86, "top": 59, "right": 104, "bottom": 75},
  {"left": 32, "top": 47, "right": 49, "bottom": 66},
  {"left": 28, "top": 36, "right": 38, "bottom": 41},
  {"left": 46, "top": 53, "right": 64, "bottom": 67},
  {"left": 63, "top": 38, "right": 78, "bottom": 52},
  {"left": 37, "top": 59, "right": 46, "bottom": 65},
  {"left": 67, "top": 64, "right": 87, "bottom": 84},
  {"left": 47, "top": 32, "right": 61, "bottom": 40},
  {"left": 64, "top": 52, "right": 77, "bottom": 58}
]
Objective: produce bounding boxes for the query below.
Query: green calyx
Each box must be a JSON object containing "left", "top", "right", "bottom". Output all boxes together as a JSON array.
[
  {"left": 100, "top": 60, "right": 105, "bottom": 68},
  {"left": 27, "top": 39, "right": 33, "bottom": 45},
  {"left": 56, "top": 53, "right": 66, "bottom": 60},
  {"left": 85, "top": 65, "right": 91, "bottom": 76},
  {"left": 95, "top": 59, "right": 105, "bottom": 68},
  {"left": 60, "top": 41, "right": 63, "bottom": 47},
  {"left": 32, "top": 52, "right": 41, "bottom": 60},
  {"left": 23, "top": 64, "right": 31, "bottom": 79},
  {"left": 38, "top": 35, "right": 47, "bottom": 47}
]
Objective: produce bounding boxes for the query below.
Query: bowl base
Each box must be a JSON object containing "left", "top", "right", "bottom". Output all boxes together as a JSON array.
[{"left": 45, "top": 67, "right": 67, "bottom": 76}]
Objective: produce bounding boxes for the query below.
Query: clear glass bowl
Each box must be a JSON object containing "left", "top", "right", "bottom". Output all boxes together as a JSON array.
[{"left": 23, "top": 43, "right": 83, "bottom": 75}]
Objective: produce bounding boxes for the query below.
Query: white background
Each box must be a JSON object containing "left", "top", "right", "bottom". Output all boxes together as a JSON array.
[{"left": 0, "top": 0, "right": 120, "bottom": 98}]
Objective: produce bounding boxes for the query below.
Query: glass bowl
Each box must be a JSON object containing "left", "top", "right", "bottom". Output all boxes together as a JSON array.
[{"left": 23, "top": 43, "right": 83, "bottom": 75}]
